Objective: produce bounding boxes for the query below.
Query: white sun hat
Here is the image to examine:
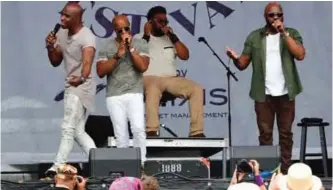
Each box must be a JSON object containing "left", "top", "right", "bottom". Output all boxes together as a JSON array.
[
  {"left": 278, "top": 163, "right": 323, "bottom": 190},
  {"left": 228, "top": 182, "right": 260, "bottom": 190}
]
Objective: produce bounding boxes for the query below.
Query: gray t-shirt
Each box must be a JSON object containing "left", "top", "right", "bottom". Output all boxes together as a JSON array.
[
  {"left": 98, "top": 36, "right": 149, "bottom": 97},
  {"left": 56, "top": 26, "right": 96, "bottom": 112}
]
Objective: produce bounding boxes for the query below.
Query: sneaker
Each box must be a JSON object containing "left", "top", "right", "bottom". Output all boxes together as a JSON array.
[
  {"left": 146, "top": 131, "right": 159, "bottom": 137},
  {"left": 189, "top": 133, "right": 206, "bottom": 138},
  {"left": 44, "top": 165, "right": 57, "bottom": 178}
]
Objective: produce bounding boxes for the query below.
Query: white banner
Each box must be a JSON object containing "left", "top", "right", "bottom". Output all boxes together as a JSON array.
[{"left": 1, "top": 1, "right": 332, "bottom": 164}]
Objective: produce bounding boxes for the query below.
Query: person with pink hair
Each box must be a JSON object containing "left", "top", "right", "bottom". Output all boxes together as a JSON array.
[{"left": 109, "top": 176, "right": 159, "bottom": 190}]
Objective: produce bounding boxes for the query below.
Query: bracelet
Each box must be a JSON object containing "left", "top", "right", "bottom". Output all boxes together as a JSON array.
[
  {"left": 169, "top": 33, "right": 179, "bottom": 44},
  {"left": 254, "top": 175, "right": 264, "bottom": 186}
]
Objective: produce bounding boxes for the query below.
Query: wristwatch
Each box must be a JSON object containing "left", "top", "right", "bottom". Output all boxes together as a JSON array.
[{"left": 130, "top": 48, "right": 135, "bottom": 53}]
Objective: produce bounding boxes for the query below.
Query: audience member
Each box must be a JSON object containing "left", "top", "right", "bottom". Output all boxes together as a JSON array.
[
  {"left": 269, "top": 163, "right": 324, "bottom": 190},
  {"left": 109, "top": 175, "right": 159, "bottom": 190}
]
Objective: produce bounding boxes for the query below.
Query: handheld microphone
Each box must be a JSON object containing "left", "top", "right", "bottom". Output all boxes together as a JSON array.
[
  {"left": 198, "top": 37, "right": 206, "bottom": 43},
  {"left": 125, "top": 38, "right": 129, "bottom": 48},
  {"left": 277, "top": 25, "right": 283, "bottom": 33},
  {"left": 53, "top": 23, "right": 61, "bottom": 36}
]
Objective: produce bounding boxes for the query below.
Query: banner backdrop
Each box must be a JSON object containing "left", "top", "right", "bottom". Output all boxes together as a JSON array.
[{"left": 1, "top": 1, "right": 332, "bottom": 164}]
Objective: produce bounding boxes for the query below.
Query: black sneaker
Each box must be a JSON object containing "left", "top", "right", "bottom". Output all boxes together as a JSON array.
[{"left": 146, "top": 131, "right": 159, "bottom": 137}]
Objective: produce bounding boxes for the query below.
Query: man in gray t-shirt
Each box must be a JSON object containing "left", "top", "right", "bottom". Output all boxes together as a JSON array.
[
  {"left": 44, "top": 3, "right": 97, "bottom": 177},
  {"left": 97, "top": 15, "right": 150, "bottom": 166}
]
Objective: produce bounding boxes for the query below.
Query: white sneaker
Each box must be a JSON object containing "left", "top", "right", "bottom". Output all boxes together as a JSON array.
[{"left": 44, "top": 165, "right": 57, "bottom": 178}]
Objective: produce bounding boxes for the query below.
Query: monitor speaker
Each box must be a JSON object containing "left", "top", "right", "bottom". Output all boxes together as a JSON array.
[{"left": 89, "top": 148, "right": 141, "bottom": 178}]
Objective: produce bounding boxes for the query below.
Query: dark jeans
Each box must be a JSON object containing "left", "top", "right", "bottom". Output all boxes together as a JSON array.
[{"left": 255, "top": 94, "right": 295, "bottom": 174}]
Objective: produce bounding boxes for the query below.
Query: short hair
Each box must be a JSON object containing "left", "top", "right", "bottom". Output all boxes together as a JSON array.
[
  {"left": 147, "top": 6, "right": 167, "bottom": 20},
  {"left": 141, "top": 175, "right": 159, "bottom": 190}
]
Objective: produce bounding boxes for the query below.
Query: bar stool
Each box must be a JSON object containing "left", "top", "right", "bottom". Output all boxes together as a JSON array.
[
  {"left": 160, "top": 91, "right": 177, "bottom": 107},
  {"left": 143, "top": 92, "right": 177, "bottom": 137},
  {"left": 297, "top": 117, "right": 329, "bottom": 177}
]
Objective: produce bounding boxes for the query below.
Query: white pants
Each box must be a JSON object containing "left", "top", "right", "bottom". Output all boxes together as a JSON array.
[
  {"left": 54, "top": 92, "right": 97, "bottom": 166},
  {"left": 106, "top": 93, "right": 147, "bottom": 165}
]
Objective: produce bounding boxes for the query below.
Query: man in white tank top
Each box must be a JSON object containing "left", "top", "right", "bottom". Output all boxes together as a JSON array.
[
  {"left": 44, "top": 2, "right": 97, "bottom": 177},
  {"left": 138, "top": 6, "right": 205, "bottom": 137}
]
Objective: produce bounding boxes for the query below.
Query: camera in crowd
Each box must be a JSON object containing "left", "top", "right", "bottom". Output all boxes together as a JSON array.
[{"left": 236, "top": 159, "right": 254, "bottom": 173}]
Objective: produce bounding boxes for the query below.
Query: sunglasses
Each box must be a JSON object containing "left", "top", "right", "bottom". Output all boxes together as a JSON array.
[
  {"left": 154, "top": 18, "right": 169, "bottom": 25},
  {"left": 116, "top": 26, "right": 130, "bottom": 34},
  {"left": 267, "top": 12, "right": 283, "bottom": 18}
]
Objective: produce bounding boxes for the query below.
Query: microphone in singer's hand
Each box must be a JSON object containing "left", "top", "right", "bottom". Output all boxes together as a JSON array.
[
  {"left": 198, "top": 37, "right": 206, "bottom": 43},
  {"left": 277, "top": 25, "right": 283, "bottom": 33},
  {"left": 53, "top": 23, "right": 61, "bottom": 37},
  {"left": 125, "top": 38, "right": 129, "bottom": 47}
]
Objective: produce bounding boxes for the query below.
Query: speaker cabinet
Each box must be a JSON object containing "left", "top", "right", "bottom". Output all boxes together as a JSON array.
[{"left": 89, "top": 148, "right": 141, "bottom": 178}]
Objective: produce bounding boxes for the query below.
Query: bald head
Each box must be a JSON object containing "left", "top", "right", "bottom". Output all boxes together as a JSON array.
[
  {"left": 264, "top": 2, "right": 283, "bottom": 15},
  {"left": 65, "top": 2, "right": 84, "bottom": 19},
  {"left": 112, "top": 15, "right": 130, "bottom": 28},
  {"left": 264, "top": 2, "right": 284, "bottom": 27},
  {"left": 59, "top": 2, "right": 85, "bottom": 30},
  {"left": 112, "top": 15, "right": 131, "bottom": 39}
]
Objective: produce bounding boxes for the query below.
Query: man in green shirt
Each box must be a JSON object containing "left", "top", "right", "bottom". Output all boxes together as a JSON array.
[{"left": 226, "top": 2, "right": 306, "bottom": 174}]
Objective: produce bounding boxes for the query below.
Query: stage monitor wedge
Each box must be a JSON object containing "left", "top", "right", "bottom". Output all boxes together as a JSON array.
[{"left": 89, "top": 148, "right": 141, "bottom": 178}]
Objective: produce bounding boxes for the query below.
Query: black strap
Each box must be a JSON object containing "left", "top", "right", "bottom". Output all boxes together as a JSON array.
[{"left": 142, "top": 34, "right": 150, "bottom": 42}]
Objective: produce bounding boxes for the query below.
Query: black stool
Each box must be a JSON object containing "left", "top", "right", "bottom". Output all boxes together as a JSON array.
[
  {"left": 143, "top": 92, "right": 178, "bottom": 137},
  {"left": 297, "top": 117, "right": 329, "bottom": 177},
  {"left": 160, "top": 92, "right": 177, "bottom": 107}
]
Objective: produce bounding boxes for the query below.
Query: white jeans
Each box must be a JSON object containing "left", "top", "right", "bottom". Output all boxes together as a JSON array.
[
  {"left": 54, "top": 92, "right": 97, "bottom": 166},
  {"left": 106, "top": 93, "right": 146, "bottom": 165}
]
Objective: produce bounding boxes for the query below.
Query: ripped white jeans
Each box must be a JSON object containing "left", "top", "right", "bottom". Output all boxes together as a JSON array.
[{"left": 54, "top": 92, "right": 96, "bottom": 166}]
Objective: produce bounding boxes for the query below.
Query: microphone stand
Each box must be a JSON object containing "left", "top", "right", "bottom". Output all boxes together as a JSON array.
[{"left": 198, "top": 37, "right": 238, "bottom": 148}]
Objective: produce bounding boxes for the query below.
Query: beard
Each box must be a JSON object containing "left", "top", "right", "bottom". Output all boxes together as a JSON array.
[{"left": 153, "top": 27, "right": 165, "bottom": 36}]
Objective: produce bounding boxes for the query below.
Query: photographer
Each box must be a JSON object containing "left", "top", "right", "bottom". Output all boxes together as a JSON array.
[{"left": 229, "top": 160, "right": 267, "bottom": 190}]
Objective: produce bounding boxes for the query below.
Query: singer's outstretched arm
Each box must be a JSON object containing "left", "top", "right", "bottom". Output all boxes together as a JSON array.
[
  {"left": 233, "top": 55, "right": 251, "bottom": 71},
  {"left": 47, "top": 46, "right": 63, "bottom": 67},
  {"left": 232, "top": 34, "right": 253, "bottom": 71}
]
